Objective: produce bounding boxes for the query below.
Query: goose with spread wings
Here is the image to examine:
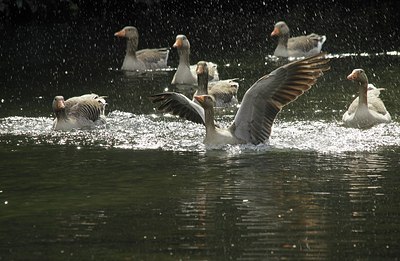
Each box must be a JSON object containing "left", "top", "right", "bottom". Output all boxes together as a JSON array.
[{"left": 152, "top": 53, "right": 330, "bottom": 145}]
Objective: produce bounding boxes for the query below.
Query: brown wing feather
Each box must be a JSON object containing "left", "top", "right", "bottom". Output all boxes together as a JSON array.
[{"left": 232, "top": 53, "right": 330, "bottom": 144}]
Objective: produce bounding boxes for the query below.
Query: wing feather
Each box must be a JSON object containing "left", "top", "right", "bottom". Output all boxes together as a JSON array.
[
  {"left": 148, "top": 92, "right": 205, "bottom": 125},
  {"left": 231, "top": 53, "right": 330, "bottom": 144}
]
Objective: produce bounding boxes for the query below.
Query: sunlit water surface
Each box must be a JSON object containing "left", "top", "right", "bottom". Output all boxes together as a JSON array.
[
  {"left": 1, "top": 112, "right": 400, "bottom": 153},
  {"left": 1, "top": 25, "right": 400, "bottom": 260}
]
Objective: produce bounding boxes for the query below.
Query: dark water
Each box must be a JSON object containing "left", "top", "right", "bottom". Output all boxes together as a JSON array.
[{"left": 1, "top": 24, "right": 400, "bottom": 260}]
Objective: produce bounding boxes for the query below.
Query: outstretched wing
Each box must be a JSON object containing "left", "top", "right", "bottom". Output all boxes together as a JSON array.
[
  {"left": 231, "top": 53, "right": 330, "bottom": 144},
  {"left": 148, "top": 92, "right": 205, "bottom": 125}
]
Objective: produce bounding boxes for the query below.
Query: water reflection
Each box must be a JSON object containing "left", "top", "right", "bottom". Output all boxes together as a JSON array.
[{"left": 171, "top": 151, "right": 397, "bottom": 259}]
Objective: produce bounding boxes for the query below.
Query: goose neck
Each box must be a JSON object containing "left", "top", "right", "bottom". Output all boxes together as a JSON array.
[
  {"left": 197, "top": 76, "right": 209, "bottom": 94},
  {"left": 358, "top": 82, "right": 368, "bottom": 106},
  {"left": 178, "top": 49, "right": 190, "bottom": 67},
  {"left": 56, "top": 109, "right": 68, "bottom": 121},
  {"left": 126, "top": 37, "right": 138, "bottom": 57},
  {"left": 278, "top": 34, "right": 289, "bottom": 47},
  {"left": 204, "top": 107, "right": 216, "bottom": 132}
]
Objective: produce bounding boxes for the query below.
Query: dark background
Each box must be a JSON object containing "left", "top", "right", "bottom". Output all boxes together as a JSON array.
[{"left": 1, "top": 0, "right": 399, "bottom": 57}]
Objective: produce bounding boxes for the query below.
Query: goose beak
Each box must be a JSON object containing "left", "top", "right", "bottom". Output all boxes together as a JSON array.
[
  {"left": 194, "top": 95, "right": 205, "bottom": 103},
  {"left": 173, "top": 38, "right": 183, "bottom": 48},
  {"left": 114, "top": 29, "right": 126, "bottom": 37},
  {"left": 54, "top": 98, "right": 65, "bottom": 111},
  {"left": 347, "top": 71, "right": 357, "bottom": 80},
  {"left": 271, "top": 27, "right": 280, "bottom": 36},
  {"left": 196, "top": 64, "right": 204, "bottom": 75}
]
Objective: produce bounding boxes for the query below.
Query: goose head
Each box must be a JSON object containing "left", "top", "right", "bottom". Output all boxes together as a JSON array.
[
  {"left": 115, "top": 26, "right": 139, "bottom": 53},
  {"left": 173, "top": 35, "right": 190, "bottom": 51},
  {"left": 194, "top": 95, "right": 215, "bottom": 109},
  {"left": 196, "top": 61, "right": 209, "bottom": 77},
  {"left": 196, "top": 61, "right": 209, "bottom": 92},
  {"left": 347, "top": 69, "right": 368, "bottom": 85},
  {"left": 53, "top": 96, "right": 66, "bottom": 117},
  {"left": 114, "top": 26, "right": 139, "bottom": 40},
  {"left": 271, "top": 21, "right": 290, "bottom": 37}
]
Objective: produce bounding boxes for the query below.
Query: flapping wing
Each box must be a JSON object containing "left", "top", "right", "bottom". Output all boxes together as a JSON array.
[
  {"left": 231, "top": 52, "right": 330, "bottom": 144},
  {"left": 148, "top": 92, "right": 205, "bottom": 125}
]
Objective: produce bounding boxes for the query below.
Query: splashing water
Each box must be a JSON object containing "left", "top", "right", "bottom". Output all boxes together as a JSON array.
[
  {"left": 265, "top": 50, "right": 400, "bottom": 62},
  {"left": 1, "top": 111, "right": 399, "bottom": 154}
]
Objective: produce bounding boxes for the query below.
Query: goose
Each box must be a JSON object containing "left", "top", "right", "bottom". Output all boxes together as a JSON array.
[
  {"left": 114, "top": 26, "right": 169, "bottom": 71},
  {"left": 271, "top": 21, "right": 326, "bottom": 58},
  {"left": 52, "top": 94, "right": 107, "bottom": 131},
  {"left": 192, "top": 61, "right": 239, "bottom": 107},
  {"left": 152, "top": 53, "right": 330, "bottom": 145},
  {"left": 149, "top": 61, "right": 239, "bottom": 125},
  {"left": 342, "top": 69, "right": 391, "bottom": 128},
  {"left": 171, "top": 35, "right": 219, "bottom": 85}
]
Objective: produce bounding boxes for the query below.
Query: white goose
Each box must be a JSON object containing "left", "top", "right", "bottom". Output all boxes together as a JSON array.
[
  {"left": 342, "top": 69, "right": 391, "bottom": 128},
  {"left": 153, "top": 53, "right": 330, "bottom": 145},
  {"left": 171, "top": 35, "right": 219, "bottom": 85},
  {"left": 52, "top": 94, "right": 107, "bottom": 131}
]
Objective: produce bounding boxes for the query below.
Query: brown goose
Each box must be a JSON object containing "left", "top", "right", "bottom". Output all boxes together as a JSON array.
[
  {"left": 342, "top": 69, "right": 391, "bottom": 128},
  {"left": 52, "top": 94, "right": 107, "bottom": 131},
  {"left": 154, "top": 53, "right": 330, "bottom": 145},
  {"left": 271, "top": 21, "right": 326, "bottom": 57},
  {"left": 171, "top": 35, "right": 219, "bottom": 85},
  {"left": 114, "top": 26, "right": 169, "bottom": 71},
  {"left": 149, "top": 61, "right": 239, "bottom": 125}
]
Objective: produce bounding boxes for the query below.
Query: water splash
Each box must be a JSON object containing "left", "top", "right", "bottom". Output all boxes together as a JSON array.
[
  {"left": 270, "top": 120, "right": 400, "bottom": 153},
  {"left": 1, "top": 112, "right": 399, "bottom": 154},
  {"left": 265, "top": 50, "right": 400, "bottom": 62}
]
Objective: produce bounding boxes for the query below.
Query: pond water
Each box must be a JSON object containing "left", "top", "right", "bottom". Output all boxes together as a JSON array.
[{"left": 1, "top": 24, "right": 400, "bottom": 260}]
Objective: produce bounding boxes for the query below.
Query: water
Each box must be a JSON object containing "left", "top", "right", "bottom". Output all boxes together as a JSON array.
[{"left": 1, "top": 24, "right": 400, "bottom": 260}]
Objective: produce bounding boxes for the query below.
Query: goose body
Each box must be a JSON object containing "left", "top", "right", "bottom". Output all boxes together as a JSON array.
[
  {"left": 171, "top": 35, "right": 219, "bottom": 85},
  {"left": 52, "top": 94, "right": 107, "bottom": 131},
  {"left": 152, "top": 53, "right": 330, "bottom": 145},
  {"left": 115, "top": 26, "right": 169, "bottom": 71},
  {"left": 342, "top": 69, "right": 391, "bottom": 128},
  {"left": 271, "top": 21, "right": 326, "bottom": 58}
]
